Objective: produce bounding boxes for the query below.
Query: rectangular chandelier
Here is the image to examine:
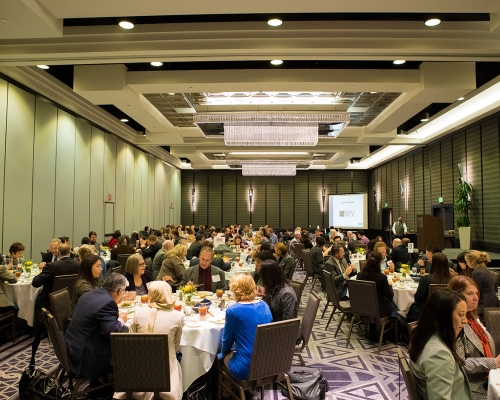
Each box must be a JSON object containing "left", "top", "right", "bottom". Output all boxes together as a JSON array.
[
  {"left": 193, "top": 113, "right": 350, "bottom": 146},
  {"left": 227, "top": 160, "right": 311, "bottom": 176}
]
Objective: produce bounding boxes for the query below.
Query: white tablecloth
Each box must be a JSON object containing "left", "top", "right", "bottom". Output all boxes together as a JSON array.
[
  {"left": 392, "top": 282, "right": 417, "bottom": 313},
  {"left": 2, "top": 280, "right": 41, "bottom": 326},
  {"left": 180, "top": 320, "right": 223, "bottom": 392},
  {"left": 225, "top": 266, "right": 255, "bottom": 280},
  {"left": 488, "top": 368, "right": 500, "bottom": 400}
]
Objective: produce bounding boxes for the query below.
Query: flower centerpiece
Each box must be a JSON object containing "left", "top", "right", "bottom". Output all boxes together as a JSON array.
[
  {"left": 23, "top": 260, "right": 33, "bottom": 277},
  {"left": 179, "top": 281, "right": 202, "bottom": 305},
  {"left": 356, "top": 247, "right": 365, "bottom": 255},
  {"left": 400, "top": 263, "right": 410, "bottom": 277}
]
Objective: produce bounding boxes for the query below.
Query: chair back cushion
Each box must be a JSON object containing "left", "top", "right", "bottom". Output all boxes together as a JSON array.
[
  {"left": 322, "top": 270, "right": 341, "bottom": 308},
  {"left": 427, "top": 284, "right": 448, "bottom": 300},
  {"left": 248, "top": 319, "right": 300, "bottom": 383},
  {"left": 53, "top": 274, "right": 78, "bottom": 299},
  {"left": 300, "top": 293, "right": 321, "bottom": 344},
  {"left": 44, "top": 310, "right": 72, "bottom": 373},
  {"left": 347, "top": 280, "right": 380, "bottom": 319},
  {"left": 397, "top": 348, "right": 421, "bottom": 400},
  {"left": 111, "top": 333, "right": 170, "bottom": 393},
  {"left": 117, "top": 254, "right": 132, "bottom": 268},
  {"left": 48, "top": 288, "right": 71, "bottom": 333},
  {"left": 302, "top": 249, "right": 313, "bottom": 275},
  {"left": 484, "top": 308, "right": 500, "bottom": 357}
]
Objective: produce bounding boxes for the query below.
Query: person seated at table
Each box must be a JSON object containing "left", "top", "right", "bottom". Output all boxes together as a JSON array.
[
  {"left": 124, "top": 254, "right": 153, "bottom": 295},
  {"left": 180, "top": 246, "right": 226, "bottom": 292},
  {"left": 253, "top": 251, "right": 276, "bottom": 286},
  {"left": 409, "top": 289, "right": 471, "bottom": 400},
  {"left": 41, "top": 238, "right": 61, "bottom": 264},
  {"left": 356, "top": 230, "right": 370, "bottom": 245},
  {"left": 373, "top": 242, "right": 394, "bottom": 272},
  {"left": 108, "top": 230, "right": 121, "bottom": 249},
  {"left": 233, "top": 235, "right": 248, "bottom": 249},
  {"left": 413, "top": 245, "right": 455, "bottom": 274},
  {"left": 257, "top": 260, "right": 297, "bottom": 321},
  {"left": 189, "top": 242, "right": 231, "bottom": 272},
  {"left": 2, "top": 242, "right": 25, "bottom": 268},
  {"left": 275, "top": 242, "right": 293, "bottom": 280},
  {"left": 139, "top": 234, "right": 162, "bottom": 260},
  {"left": 187, "top": 232, "right": 204, "bottom": 260},
  {"left": 465, "top": 250, "right": 499, "bottom": 317},
  {"left": 300, "top": 231, "right": 313, "bottom": 249},
  {"left": 391, "top": 238, "right": 412, "bottom": 267},
  {"left": 357, "top": 252, "right": 397, "bottom": 340},
  {"left": 455, "top": 251, "right": 472, "bottom": 277},
  {"left": 215, "top": 234, "right": 233, "bottom": 252},
  {"left": 407, "top": 252, "right": 452, "bottom": 323},
  {"left": 0, "top": 263, "right": 17, "bottom": 313},
  {"left": 448, "top": 276, "right": 500, "bottom": 400},
  {"left": 323, "top": 244, "right": 357, "bottom": 296},
  {"left": 218, "top": 273, "right": 273, "bottom": 380},
  {"left": 70, "top": 254, "right": 102, "bottom": 318},
  {"left": 152, "top": 240, "right": 174, "bottom": 279},
  {"left": 388, "top": 238, "right": 401, "bottom": 256},
  {"left": 110, "top": 235, "right": 135, "bottom": 261},
  {"left": 157, "top": 244, "right": 187, "bottom": 290},
  {"left": 114, "top": 281, "right": 184, "bottom": 400},
  {"left": 65, "top": 273, "right": 129, "bottom": 385},
  {"left": 310, "top": 236, "right": 328, "bottom": 276}
]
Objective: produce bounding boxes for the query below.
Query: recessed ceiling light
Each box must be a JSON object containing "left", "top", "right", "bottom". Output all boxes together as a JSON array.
[
  {"left": 168, "top": 92, "right": 175, "bottom": 95},
  {"left": 37, "top": 65, "right": 49, "bottom": 70},
  {"left": 420, "top": 117, "right": 429, "bottom": 122},
  {"left": 425, "top": 18, "right": 441, "bottom": 27},
  {"left": 119, "top": 21, "right": 134, "bottom": 30},
  {"left": 457, "top": 97, "right": 465, "bottom": 101},
  {"left": 370, "top": 92, "right": 377, "bottom": 94},
  {"left": 393, "top": 60, "right": 406, "bottom": 65},
  {"left": 120, "top": 118, "right": 129, "bottom": 122},
  {"left": 0, "top": 18, "right": 7, "bottom": 23},
  {"left": 150, "top": 61, "right": 163, "bottom": 67},
  {"left": 271, "top": 60, "right": 283, "bottom": 65},
  {"left": 268, "top": 19, "right": 282, "bottom": 27}
]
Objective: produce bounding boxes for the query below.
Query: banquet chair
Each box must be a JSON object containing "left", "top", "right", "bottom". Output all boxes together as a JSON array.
[
  {"left": 48, "top": 288, "right": 71, "bottom": 333},
  {"left": 219, "top": 318, "right": 300, "bottom": 400},
  {"left": 407, "top": 321, "right": 417, "bottom": 337},
  {"left": 288, "top": 280, "right": 306, "bottom": 309},
  {"left": 322, "top": 270, "right": 351, "bottom": 335},
  {"left": 293, "top": 243, "right": 305, "bottom": 272},
  {"left": 117, "top": 254, "right": 132, "bottom": 269},
  {"left": 427, "top": 284, "right": 447, "bottom": 300},
  {"left": 294, "top": 293, "right": 321, "bottom": 366},
  {"left": 111, "top": 333, "right": 170, "bottom": 399},
  {"left": 53, "top": 274, "right": 78, "bottom": 299},
  {"left": 43, "top": 309, "right": 114, "bottom": 400},
  {"left": 112, "top": 265, "right": 123, "bottom": 274},
  {"left": 145, "top": 257, "right": 153, "bottom": 274},
  {"left": 303, "top": 249, "right": 321, "bottom": 292},
  {"left": 484, "top": 308, "right": 500, "bottom": 356},
  {"left": 0, "top": 308, "right": 16, "bottom": 343},
  {"left": 346, "top": 280, "right": 398, "bottom": 354},
  {"left": 397, "top": 348, "right": 421, "bottom": 400}
]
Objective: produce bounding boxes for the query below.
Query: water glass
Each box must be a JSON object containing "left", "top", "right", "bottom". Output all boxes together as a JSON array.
[
  {"left": 184, "top": 305, "right": 192, "bottom": 317},
  {"left": 411, "top": 266, "right": 417, "bottom": 275}
]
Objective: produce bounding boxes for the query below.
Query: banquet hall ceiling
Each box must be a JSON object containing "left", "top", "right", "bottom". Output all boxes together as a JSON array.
[{"left": 1, "top": 0, "right": 500, "bottom": 170}]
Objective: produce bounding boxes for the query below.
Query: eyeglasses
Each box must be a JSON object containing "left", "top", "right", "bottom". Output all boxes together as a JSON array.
[{"left": 139, "top": 262, "right": 146, "bottom": 266}]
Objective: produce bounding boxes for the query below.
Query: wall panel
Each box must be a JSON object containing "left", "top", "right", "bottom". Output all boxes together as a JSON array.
[
  {"left": 280, "top": 176, "right": 295, "bottom": 228},
  {"left": 124, "top": 145, "right": 136, "bottom": 234},
  {"left": 4, "top": 85, "right": 35, "bottom": 254},
  {"left": 467, "top": 126, "right": 483, "bottom": 242},
  {"left": 32, "top": 98, "right": 57, "bottom": 256},
  {"left": 0, "top": 81, "right": 7, "bottom": 247},
  {"left": 294, "top": 172, "right": 308, "bottom": 228},
  {"left": 90, "top": 127, "right": 105, "bottom": 240},
  {"left": 221, "top": 171, "right": 236, "bottom": 227},
  {"left": 194, "top": 170, "right": 208, "bottom": 227},
  {"left": 181, "top": 170, "right": 193, "bottom": 226},
  {"left": 207, "top": 171, "right": 222, "bottom": 227},
  {"left": 307, "top": 171, "right": 323, "bottom": 229},
  {"left": 115, "top": 139, "right": 127, "bottom": 233},
  {"left": 236, "top": 175, "right": 251, "bottom": 228},
  {"left": 440, "top": 138, "right": 453, "bottom": 204},
  {"left": 252, "top": 178, "right": 266, "bottom": 227}
]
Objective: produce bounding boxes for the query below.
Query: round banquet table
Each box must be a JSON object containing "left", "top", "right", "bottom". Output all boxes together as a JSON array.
[
  {"left": 2, "top": 278, "right": 41, "bottom": 327},
  {"left": 487, "top": 368, "right": 500, "bottom": 400}
]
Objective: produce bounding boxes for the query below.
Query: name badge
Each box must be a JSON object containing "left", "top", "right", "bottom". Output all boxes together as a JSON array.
[{"left": 212, "top": 275, "right": 221, "bottom": 282}]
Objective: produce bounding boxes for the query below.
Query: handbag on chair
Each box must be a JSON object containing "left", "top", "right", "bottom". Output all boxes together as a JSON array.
[{"left": 19, "top": 365, "right": 71, "bottom": 400}]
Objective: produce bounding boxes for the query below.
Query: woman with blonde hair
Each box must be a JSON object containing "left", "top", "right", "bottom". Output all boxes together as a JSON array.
[
  {"left": 115, "top": 281, "right": 184, "bottom": 400},
  {"left": 449, "top": 276, "right": 500, "bottom": 400},
  {"left": 156, "top": 244, "right": 188, "bottom": 291},
  {"left": 124, "top": 254, "right": 153, "bottom": 295},
  {"left": 465, "top": 250, "right": 499, "bottom": 316},
  {"left": 217, "top": 273, "right": 272, "bottom": 380}
]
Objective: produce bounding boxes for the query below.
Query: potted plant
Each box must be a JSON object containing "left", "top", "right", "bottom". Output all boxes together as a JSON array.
[{"left": 454, "top": 179, "right": 473, "bottom": 250}]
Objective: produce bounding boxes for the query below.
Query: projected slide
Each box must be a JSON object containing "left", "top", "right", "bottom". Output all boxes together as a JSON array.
[{"left": 328, "top": 193, "right": 368, "bottom": 229}]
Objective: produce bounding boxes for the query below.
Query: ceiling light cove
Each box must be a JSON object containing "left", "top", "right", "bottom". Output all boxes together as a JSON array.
[
  {"left": 120, "top": 118, "right": 129, "bottom": 122},
  {"left": 119, "top": 21, "right": 134, "bottom": 29},
  {"left": 267, "top": 19, "right": 283, "bottom": 27},
  {"left": 204, "top": 92, "right": 341, "bottom": 105},
  {"left": 229, "top": 152, "right": 309, "bottom": 155},
  {"left": 150, "top": 61, "right": 163, "bottom": 67},
  {"left": 270, "top": 60, "right": 283, "bottom": 65},
  {"left": 425, "top": 18, "right": 441, "bottom": 26},
  {"left": 37, "top": 65, "right": 49, "bottom": 69},
  {"left": 393, "top": 60, "right": 406, "bottom": 65}
]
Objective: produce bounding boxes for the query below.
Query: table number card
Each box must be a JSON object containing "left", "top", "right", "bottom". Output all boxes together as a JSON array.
[
  {"left": 213, "top": 236, "right": 225, "bottom": 248},
  {"left": 407, "top": 242, "right": 414, "bottom": 253}
]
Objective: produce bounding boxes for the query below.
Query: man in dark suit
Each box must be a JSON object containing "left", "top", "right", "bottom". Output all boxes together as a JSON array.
[
  {"left": 65, "top": 273, "right": 129, "bottom": 382},
  {"left": 40, "top": 238, "right": 61, "bottom": 265},
  {"left": 110, "top": 235, "right": 135, "bottom": 261},
  {"left": 187, "top": 232, "right": 204, "bottom": 260},
  {"left": 323, "top": 245, "right": 357, "bottom": 300},
  {"left": 139, "top": 234, "right": 162, "bottom": 260},
  {"left": 180, "top": 247, "right": 226, "bottom": 292},
  {"left": 30, "top": 243, "right": 80, "bottom": 365}
]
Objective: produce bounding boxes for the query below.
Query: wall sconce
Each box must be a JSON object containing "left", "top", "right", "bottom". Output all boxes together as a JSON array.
[
  {"left": 191, "top": 187, "right": 195, "bottom": 207},
  {"left": 248, "top": 188, "right": 254, "bottom": 212},
  {"left": 373, "top": 186, "right": 377, "bottom": 204},
  {"left": 399, "top": 180, "right": 405, "bottom": 199},
  {"left": 322, "top": 188, "right": 326, "bottom": 199},
  {"left": 457, "top": 163, "right": 464, "bottom": 183}
]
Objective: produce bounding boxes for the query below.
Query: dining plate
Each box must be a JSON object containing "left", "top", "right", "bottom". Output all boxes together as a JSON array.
[
  {"left": 118, "top": 302, "right": 135, "bottom": 308},
  {"left": 197, "top": 291, "right": 213, "bottom": 297},
  {"left": 185, "top": 319, "right": 203, "bottom": 328}
]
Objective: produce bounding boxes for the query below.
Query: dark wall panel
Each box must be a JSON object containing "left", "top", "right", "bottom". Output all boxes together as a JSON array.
[
  {"left": 441, "top": 138, "right": 453, "bottom": 204},
  {"left": 467, "top": 125, "right": 483, "bottom": 242},
  {"left": 252, "top": 178, "right": 266, "bottom": 227},
  {"left": 193, "top": 170, "right": 208, "bottom": 227},
  {"left": 294, "top": 171, "right": 309, "bottom": 228},
  {"left": 221, "top": 171, "right": 237, "bottom": 227},
  {"left": 280, "top": 176, "right": 295, "bottom": 228},
  {"left": 237, "top": 175, "right": 251, "bottom": 227},
  {"left": 181, "top": 170, "right": 193, "bottom": 226},
  {"left": 308, "top": 171, "right": 323, "bottom": 229},
  {"left": 207, "top": 171, "right": 222, "bottom": 228},
  {"left": 266, "top": 177, "right": 280, "bottom": 228}
]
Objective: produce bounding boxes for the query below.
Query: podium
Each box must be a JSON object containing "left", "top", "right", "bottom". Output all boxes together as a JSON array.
[{"left": 416, "top": 215, "right": 444, "bottom": 251}]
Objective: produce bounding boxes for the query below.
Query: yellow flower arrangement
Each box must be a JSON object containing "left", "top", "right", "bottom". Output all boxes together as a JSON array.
[
  {"left": 400, "top": 263, "right": 410, "bottom": 276},
  {"left": 23, "top": 260, "right": 33, "bottom": 270}
]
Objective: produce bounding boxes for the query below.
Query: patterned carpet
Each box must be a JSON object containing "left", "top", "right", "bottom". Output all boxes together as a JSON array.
[{"left": 0, "top": 280, "right": 409, "bottom": 400}]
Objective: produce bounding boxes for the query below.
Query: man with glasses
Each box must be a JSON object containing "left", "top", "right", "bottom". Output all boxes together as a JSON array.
[{"left": 65, "top": 273, "right": 129, "bottom": 384}]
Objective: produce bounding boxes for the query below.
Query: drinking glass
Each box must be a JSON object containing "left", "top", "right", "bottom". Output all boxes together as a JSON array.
[
  {"left": 174, "top": 302, "right": 182, "bottom": 312},
  {"left": 23, "top": 269, "right": 31, "bottom": 278},
  {"left": 420, "top": 268, "right": 426, "bottom": 276},
  {"left": 411, "top": 266, "right": 417, "bottom": 275},
  {"left": 15, "top": 270, "right": 21, "bottom": 279},
  {"left": 184, "top": 305, "right": 192, "bottom": 317},
  {"left": 389, "top": 265, "right": 395, "bottom": 274},
  {"left": 141, "top": 294, "right": 149, "bottom": 304},
  {"left": 384, "top": 269, "right": 390, "bottom": 276},
  {"left": 216, "top": 289, "right": 223, "bottom": 299},
  {"left": 198, "top": 305, "right": 207, "bottom": 320}
]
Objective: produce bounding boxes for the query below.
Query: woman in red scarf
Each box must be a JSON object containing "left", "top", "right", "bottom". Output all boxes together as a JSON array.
[{"left": 449, "top": 276, "right": 500, "bottom": 399}]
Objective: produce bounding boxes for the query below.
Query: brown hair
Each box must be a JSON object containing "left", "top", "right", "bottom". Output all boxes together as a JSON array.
[
  {"left": 230, "top": 273, "right": 256, "bottom": 302},
  {"left": 373, "top": 242, "right": 386, "bottom": 252},
  {"left": 9, "top": 242, "right": 25, "bottom": 255},
  {"left": 275, "top": 242, "right": 287, "bottom": 255},
  {"left": 465, "top": 250, "right": 490, "bottom": 269},
  {"left": 448, "top": 276, "right": 480, "bottom": 319}
]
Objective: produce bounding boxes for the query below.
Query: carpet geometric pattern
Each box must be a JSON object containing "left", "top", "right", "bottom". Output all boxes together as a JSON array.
[{"left": 0, "top": 278, "right": 409, "bottom": 400}]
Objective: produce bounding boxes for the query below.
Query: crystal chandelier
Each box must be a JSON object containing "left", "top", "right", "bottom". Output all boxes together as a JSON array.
[
  {"left": 193, "top": 113, "right": 350, "bottom": 146},
  {"left": 227, "top": 160, "right": 311, "bottom": 176}
]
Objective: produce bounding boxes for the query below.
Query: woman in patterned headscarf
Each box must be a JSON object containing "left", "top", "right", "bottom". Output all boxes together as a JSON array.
[{"left": 115, "top": 281, "right": 184, "bottom": 400}]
